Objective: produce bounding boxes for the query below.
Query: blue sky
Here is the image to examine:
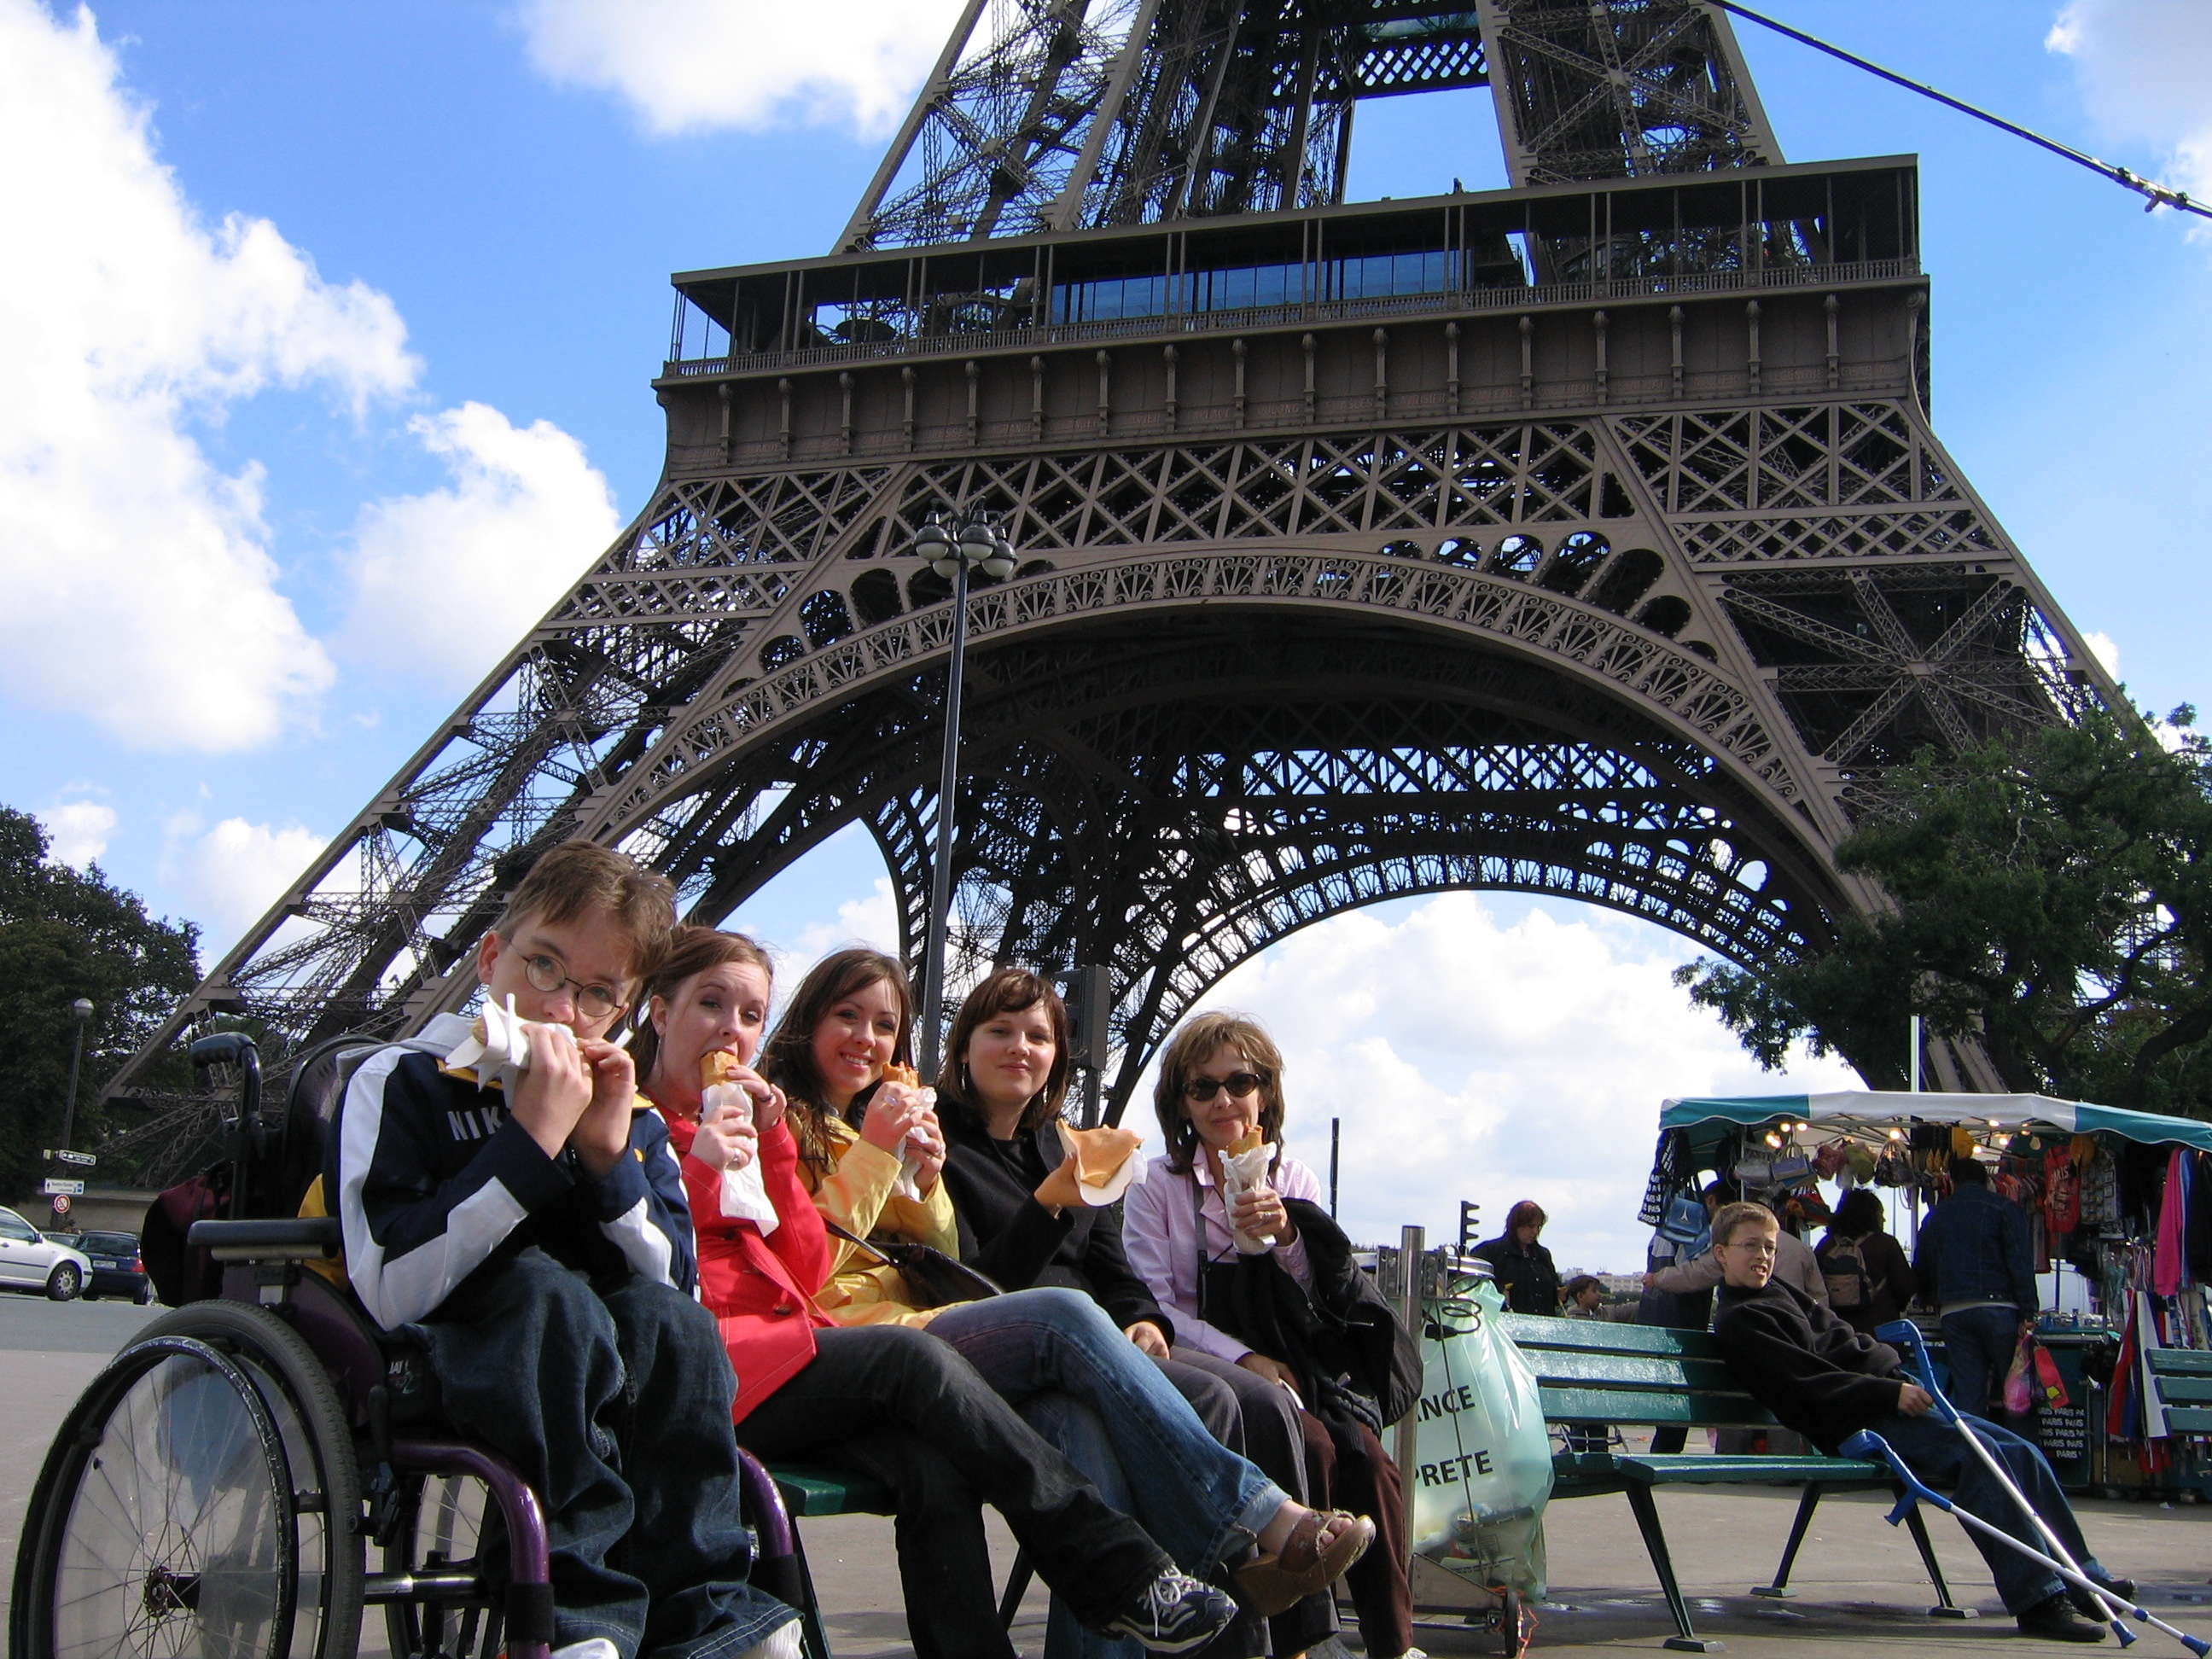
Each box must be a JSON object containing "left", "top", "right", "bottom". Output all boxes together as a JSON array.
[{"left": 3, "top": 0, "right": 2207, "bottom": 1263}]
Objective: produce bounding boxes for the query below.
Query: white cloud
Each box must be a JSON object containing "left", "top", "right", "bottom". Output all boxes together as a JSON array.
[
  {"left": 514, "top": 0, "right": 964, "bottom": 137},
  {"left": 338, "top": 403, "right": 621, "bottom": 690},
  {"left": 2085, "top": 630, "right": 2122, "bottom": 676},
  {"left": 0, "top": 0, "right": 416, "bottom": 751},
  {"left": 38, "top": 800, "right": 118, "bottom": 869},
  {"left": 174, "top": 816, "right": 329, "bottom": 948},
  {"left": 2046, "top": 1, "right": 2212, "bottom": 207},
  {"left": 763, "top": 876, "right": 905, "bottom": 997},
  {"left": 1161, "top": 894, "right": 1860, "bottom": 1274}
]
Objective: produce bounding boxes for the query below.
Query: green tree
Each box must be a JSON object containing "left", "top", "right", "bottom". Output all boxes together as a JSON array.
[
  {"left": 0, "top": 807, "right": 201, "bottom": 1204},
  {"left": 1677, "top": 704, "right": 2212, "bottom": 1115}
]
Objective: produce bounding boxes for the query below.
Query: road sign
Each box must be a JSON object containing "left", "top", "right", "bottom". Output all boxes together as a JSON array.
[
  {"left": 48, "top": 1150, "right": 96, "bottom": 1167},
  {"left": 50, "top": 1196, "right": 71, "bottom": 1217},
  {"left": 40, "top": 1179, "right": 84, "bottom": 1196}
]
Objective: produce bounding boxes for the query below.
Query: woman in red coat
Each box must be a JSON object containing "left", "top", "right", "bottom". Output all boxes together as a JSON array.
[{"left": 632, "top": 928, "right": 1242, "bottom": 1659}]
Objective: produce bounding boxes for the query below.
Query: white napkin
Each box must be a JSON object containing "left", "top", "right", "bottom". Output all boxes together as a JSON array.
[
  {"left": 444, "top": 995, "right": 535, "bottom": 1091},
  {"left": 1054, "top": 1123, "right": 1145, "bottom": 1207},
  {"left": 1220, "top": 1141, "right": 1279, "bottom": 1254},
  {"left": 701, "top": 1081, "right": 779, "bottom": 1237},
  {"left": 888, "top": 1084, "right": 938, "bottom": 1202}
]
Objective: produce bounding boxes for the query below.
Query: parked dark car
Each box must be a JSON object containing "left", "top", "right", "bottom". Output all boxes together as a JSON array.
[{"left": 65, "top": 1230, "right": 154, "bottom": 1303}]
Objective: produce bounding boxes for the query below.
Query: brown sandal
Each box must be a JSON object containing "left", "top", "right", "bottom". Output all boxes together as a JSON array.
[{"left": 1231, "top": 1510, "right": 1376, "bottom": 1615}]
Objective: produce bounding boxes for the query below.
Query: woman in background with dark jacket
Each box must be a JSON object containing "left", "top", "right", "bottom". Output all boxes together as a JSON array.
[
  {"left": 936, "top": 968, "right": 1318, "bottom": 1658},
  {"left": 1473, "top": 1200, "right": 1562, "bottom": 1314},
  {"left": 1815, "top": 1187, "right": 1914, "bottom": 1336}
]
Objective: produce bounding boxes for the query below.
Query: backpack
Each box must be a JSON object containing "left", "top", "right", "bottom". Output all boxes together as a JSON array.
[{"left": 1822, "top": 1234, "right": 1878, "bottom": 1310}]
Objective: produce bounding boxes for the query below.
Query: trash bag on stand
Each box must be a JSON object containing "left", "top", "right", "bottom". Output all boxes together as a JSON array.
[{"left": 1411, "top": 1272, "right": 1554, "bottom": 1598}]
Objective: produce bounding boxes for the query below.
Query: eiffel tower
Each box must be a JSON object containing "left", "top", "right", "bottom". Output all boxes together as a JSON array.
[{"left": 108, "top": 0, "right": 2111, "bottom": 1158}]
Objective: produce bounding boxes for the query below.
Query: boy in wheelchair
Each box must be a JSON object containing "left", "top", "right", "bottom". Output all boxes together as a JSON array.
[{"left": 332, "top": 840, "right": 799, "bottom": 1659}]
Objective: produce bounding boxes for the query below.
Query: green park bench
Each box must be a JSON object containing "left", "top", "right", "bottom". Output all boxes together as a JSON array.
[{"left": 1496, "top": 1313, "right": 1969, "bottom": 1652}]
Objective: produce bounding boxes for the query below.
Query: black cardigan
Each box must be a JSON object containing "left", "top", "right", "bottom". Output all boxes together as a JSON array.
[
  {"left": 939, "top": 1114, "right": 1173, "bottom": 1342},
  {"left": 1712, "top": 1278, "right": 1911, "bottom": 1453}
]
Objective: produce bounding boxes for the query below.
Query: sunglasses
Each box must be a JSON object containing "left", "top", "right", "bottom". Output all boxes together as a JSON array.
[{"left": 1184, "top": 1071, "right": 1265, "bottom": 1102}]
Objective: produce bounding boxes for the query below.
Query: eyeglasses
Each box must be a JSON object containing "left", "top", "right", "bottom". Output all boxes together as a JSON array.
[
  {"left": 1723, "top": 1237, "right": 1778, "bottom": 1257},
  {"left": 515, "top": 950, "right": 626, "bottom": 1022},
  {"left": 1185, "top": 1070, "right": 1265, "bottom": 1102}
]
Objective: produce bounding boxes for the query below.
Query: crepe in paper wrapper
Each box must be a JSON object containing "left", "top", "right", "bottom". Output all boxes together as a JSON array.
[
  {"left": 1219, "top": 1129, "right": 1279, "bottom": 1254},
  {"left": 442, "top": 995, "right": 540, "bottom": 1091},
  {"left": 878, "top": 1063, "right": 937, "bottom": 1201},
  {"left": 699, "top": 1051, "right": 778, "bottom": 1236},
  {"left": 1053, "top": 1123, "right": 1144, "bottom": 1206}
]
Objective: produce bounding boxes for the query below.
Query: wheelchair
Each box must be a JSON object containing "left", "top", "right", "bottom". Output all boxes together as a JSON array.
[{"left": 9, "top": 1031, "right": 821, "bottom": 1659}]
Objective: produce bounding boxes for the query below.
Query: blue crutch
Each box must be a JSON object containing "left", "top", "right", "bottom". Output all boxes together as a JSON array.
[
  {"left": 1872, "top": 1318, "right": 2138, "bottom": 1633},
  {"left": 1845, "top": 1429, "right": 2206, "bottom": 1654}
]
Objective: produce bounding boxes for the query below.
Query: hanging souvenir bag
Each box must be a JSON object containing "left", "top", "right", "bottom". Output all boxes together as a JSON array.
[{"left": 2002, "top": 1328, "right": 2037, "bottom": 1417}]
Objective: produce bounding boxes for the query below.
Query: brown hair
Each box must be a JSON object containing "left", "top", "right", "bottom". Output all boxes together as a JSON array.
[
  {"left": 1150, "top": 1010, "right": 1286, "bottom": 1176},
  {"left": 1710, "top": 1200, "right": 1779, "bottom": 1250},
  {"left": 629, "top": 926, "right": 775, "bottom": 1092},
  {"left": 495, "top": 840, "right": 676, "bottom": 987},
  {"left": 936, "top": 968, "right": 1071, "bottom": 1135},
  {"left": 758, "top": 947, "right": 913, "bottom": 1169},
  {"left": 1505, "top": 1199, "right": 1548, "bottom": 1233}
]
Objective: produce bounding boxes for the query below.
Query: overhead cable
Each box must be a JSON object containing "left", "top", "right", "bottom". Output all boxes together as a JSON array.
[{"left": 1709, "top": 0, "right": 2209, "bottom": 221}]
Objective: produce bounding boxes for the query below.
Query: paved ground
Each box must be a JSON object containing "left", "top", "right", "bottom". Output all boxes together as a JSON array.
[{"left": 4, "top": 1296, "right": 2208, "bottom": 1656}]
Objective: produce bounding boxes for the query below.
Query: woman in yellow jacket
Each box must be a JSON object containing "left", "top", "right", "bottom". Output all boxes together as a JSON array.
[{"left": 757, "top": 950, "right": 1372, "bottom": 1655}]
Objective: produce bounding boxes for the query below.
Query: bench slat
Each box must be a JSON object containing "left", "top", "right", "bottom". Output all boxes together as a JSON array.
[
  {"left": 1614, "top": 1453, "right": 1882, "bottom": 1486},
  {"left": 1516, "top": 1350, "right": 1743, "bottom": 1392},
  {"left": 1497, "top": 1313, "right": 1717, "bottom": 1358},
  {"left": 2157, "top": 1375, "right": 2212, "bottom": 1404},
  {"left": 771, "top": 1466, "right": 897, "bottom": 1518},
  {"left": 2161, "top": 1406, "right": 2212, "bottom": 1433},
  {"left": 2148, "top": 1349, "right": 2212, "bottom": 1377},
  {"left": 1538, "top": 1385, "right": 1776, "bottom": 1427}
]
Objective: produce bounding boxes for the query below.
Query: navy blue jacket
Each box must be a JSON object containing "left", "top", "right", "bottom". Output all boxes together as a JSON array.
[
  {"left": 331, "top": 1013, "right": 695, "bottom": 1330},
  {"left": 1912, "top": 1183, "right": 2034, "bottom": 1313}
]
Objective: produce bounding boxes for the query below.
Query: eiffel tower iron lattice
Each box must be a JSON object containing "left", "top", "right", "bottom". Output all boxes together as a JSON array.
[{"left": 109, "top": 0, "right": 2116, "bottom": 1146}]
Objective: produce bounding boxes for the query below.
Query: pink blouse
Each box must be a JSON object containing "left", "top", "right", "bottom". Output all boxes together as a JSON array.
[{"left": 1122, "top": 1151, "right": 1324, "bottom": 1364}]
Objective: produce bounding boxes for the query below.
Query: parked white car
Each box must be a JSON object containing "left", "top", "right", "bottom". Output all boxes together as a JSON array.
[{"left": 0, "top": 1205, "right": 90, "bottom": 1300}]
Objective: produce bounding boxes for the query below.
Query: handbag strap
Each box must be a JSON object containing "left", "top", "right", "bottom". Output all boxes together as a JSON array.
[{"left": 819, "top": 1216, "right": 899, "bottom": 1266}]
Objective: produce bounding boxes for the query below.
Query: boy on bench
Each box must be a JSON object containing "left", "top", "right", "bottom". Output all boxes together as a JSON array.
[
  {"left": 333, "top": 841, "right": 798, "bottom": 1659},
  {"left": 1709, "top": 1200, "right": 2126, "bottom": 1645}
]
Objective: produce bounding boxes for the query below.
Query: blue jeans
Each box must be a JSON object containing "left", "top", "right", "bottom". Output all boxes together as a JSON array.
[
  {"left": 1882, "top": 1412, "right": 2108, "bottom": 1614},
  {"left": 1940, "top": 1305, "right": 2023, "bottom": 1420},
  {"left": 422, "top": 1248, "right": 795, "bottom": 1659},
  {"left": 928, "top": 1289, "right": 1288, "bottom": 1576}
]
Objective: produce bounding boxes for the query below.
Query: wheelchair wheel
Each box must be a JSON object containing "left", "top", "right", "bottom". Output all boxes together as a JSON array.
[
  {"left": 13, "top": 1334, "right": 297, "bottom": 1659},
  {"left": 139, "top": 1302, "right": 366, "bottom": 1659},
  {"left": 11, "top": 1303, "right": 368, "bottom": 1659},
  {"left": 384, "top": 1472, "right": 502, "bottom": 1659}
]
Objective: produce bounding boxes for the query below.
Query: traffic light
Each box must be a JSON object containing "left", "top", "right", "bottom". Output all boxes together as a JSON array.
[{"left": 1458, "top": 1200, "right": 1481, "bottom": 1255}]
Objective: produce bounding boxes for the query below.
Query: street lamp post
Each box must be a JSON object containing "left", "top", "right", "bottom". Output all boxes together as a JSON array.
[
  {"left": 59, "top": 998, "right": 93, "bottom": 1154},
  {"left": 911, "top": 509, "right": 1016, "bottom": 1078}
]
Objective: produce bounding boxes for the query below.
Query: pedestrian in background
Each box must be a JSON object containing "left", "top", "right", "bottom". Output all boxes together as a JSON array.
[{"left": 1472, "top": 1201, "right": 1561, "bottom": 1315}]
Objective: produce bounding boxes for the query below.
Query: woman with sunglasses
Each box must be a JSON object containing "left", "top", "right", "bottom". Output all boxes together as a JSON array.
[
  {"left": 935, "top": 968, "right": 1329, "bottom": 1659},
  {"left": 1123, "top": 1012, "right": 1420, "bottom": 1659},
  {"left": 633, "top": 928, "right": 1242, "bottom": 1658},
  {"left": 758, "top": 951, "right": 1376, "bottom": 1650}
]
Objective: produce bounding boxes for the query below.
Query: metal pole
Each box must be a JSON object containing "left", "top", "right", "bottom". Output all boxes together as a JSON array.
[
  {"left": 1909, "top": 1013, "right": 1923, "bottom": 1094},
  {"left": 1394, "top": 1223, "right": 1425, "bottom": 1559},
  {"left": 917, "top": 558, "right": 971, "bottom": 1080},
  {"left": 1329, "top": 1117, "right": 1341, "bottom": 1217},
  {"left": 59, "top": 998, "right": 91, "bottom": 1152}
]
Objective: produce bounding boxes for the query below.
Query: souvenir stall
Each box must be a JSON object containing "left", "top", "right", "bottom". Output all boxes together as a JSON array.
[{"left": 1639, "top": 1091, "right": 2212, "bottom": 1499}]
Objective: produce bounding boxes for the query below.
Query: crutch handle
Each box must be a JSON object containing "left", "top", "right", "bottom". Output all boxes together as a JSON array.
[
  {"left": 1875, "top": 1319, "right": 1965, "bottom": 1423},
  {"left": 1842, "top": 1429, "right": 1952, "bottom": 1522}
]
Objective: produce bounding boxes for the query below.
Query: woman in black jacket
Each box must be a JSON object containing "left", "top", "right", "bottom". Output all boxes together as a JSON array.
[
  {"left": 1814, "top": 1187, "right": 1915, "bottom": 1336},
  {"left": 937, "top": 969, "right": 1337, "bottom": 1659},
  {"left": 1473, "top": 1200, "right": 1562, "bottom": 1314}
]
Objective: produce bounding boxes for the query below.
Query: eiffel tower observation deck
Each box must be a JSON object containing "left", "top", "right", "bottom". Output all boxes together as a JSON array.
[{"left": 108, "top": 0, "right": 2115, "bottom": 1161}]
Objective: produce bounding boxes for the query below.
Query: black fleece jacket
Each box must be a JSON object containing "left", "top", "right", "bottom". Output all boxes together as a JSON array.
[
  {"left": 1712, "top": 1278, "right": 1912, "bottom": 1454},
  {"left": 939, "top": 1114, "right": 1173, "bottom": 1342}
]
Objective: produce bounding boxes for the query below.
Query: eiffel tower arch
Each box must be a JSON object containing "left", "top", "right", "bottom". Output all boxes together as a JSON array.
[{"left": 112, "top": 0, "right": 2115, "bottom": 1142}]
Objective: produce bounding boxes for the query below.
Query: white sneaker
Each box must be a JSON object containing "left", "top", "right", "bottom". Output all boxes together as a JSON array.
[
  {"left": 733, "top": 1621, "right": 803, "bottom": 1659},
  {"left": 553, "top": 1642, "right": 620, "bottom": 1659}
]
